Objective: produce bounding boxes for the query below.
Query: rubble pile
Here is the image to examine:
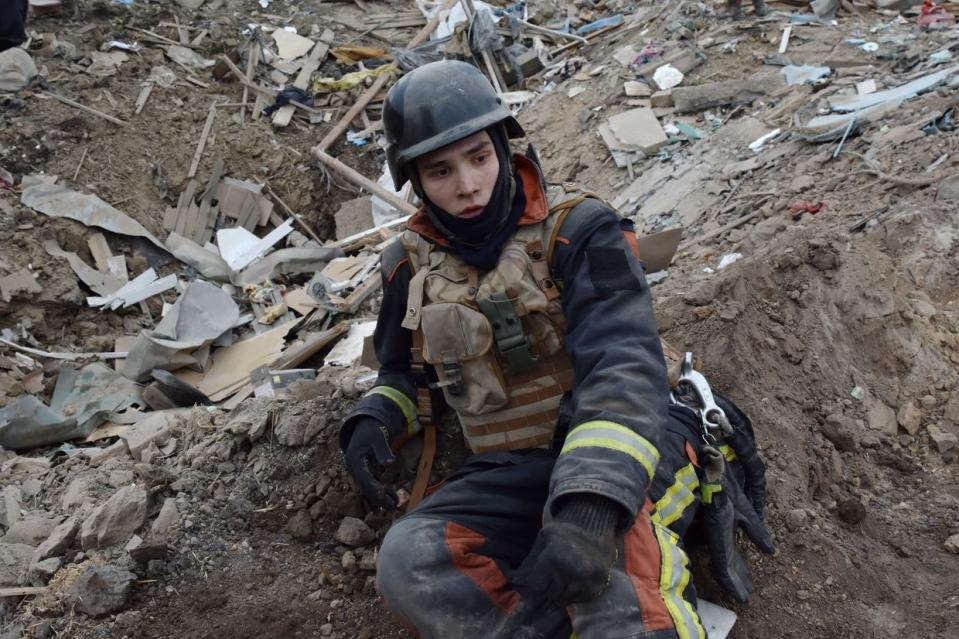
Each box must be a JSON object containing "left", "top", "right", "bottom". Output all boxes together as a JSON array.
[{"left": 1, "top": 0, "right": 958, "bottom": 637}]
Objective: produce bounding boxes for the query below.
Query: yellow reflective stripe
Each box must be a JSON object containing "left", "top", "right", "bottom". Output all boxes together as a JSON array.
[
  {"left": 655, "top": 524, "right": 706, "bottom": 639},
  {"left": 700, "top": 481, "right": 722, "bottom": 505},
  {"left": 653, "top": 464, "right": 699, "bottom": 527},
  {"left": 718, "top": 444, "right": 737, "bottom": 462},
  {"left": 562, "top": 421, "right": 659, "bottom": 478},
  {"left": 365, "top": 386, "right": 420, "bottom": 436}
]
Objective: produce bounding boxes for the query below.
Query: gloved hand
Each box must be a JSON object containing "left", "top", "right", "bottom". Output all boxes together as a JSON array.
[
  {"left": 699, "top": 446, "right": 775, "bottom": 603},
  {"left": 713, "top": 391, "right": 768, "bottom": 520},
  {"left": 512, "top": 495, "right": 621, "bottom": 607},
  {"left": 343, "top": 418, "right": 398, "bottom": 510}
]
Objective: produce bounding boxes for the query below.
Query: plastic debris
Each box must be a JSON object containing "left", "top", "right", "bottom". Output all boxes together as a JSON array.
[
  {"left": 781, "top": 65, "right": 831, "bottom": 85},
  {"left": 717, "top": 253, "right": 743, "bottom": 269},
  {"left": 653, "top": 64, "right": 684, "bottom": 90}
]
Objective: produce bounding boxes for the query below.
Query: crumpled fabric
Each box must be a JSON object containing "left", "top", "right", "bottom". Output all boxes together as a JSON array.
[{"left": 263, "top": 86, "right": 313, "bottom": 116}]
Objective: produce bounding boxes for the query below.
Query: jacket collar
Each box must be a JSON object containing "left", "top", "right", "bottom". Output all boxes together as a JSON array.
[{"left": 406, "top": 154, "right": 549, "bottom": 247}]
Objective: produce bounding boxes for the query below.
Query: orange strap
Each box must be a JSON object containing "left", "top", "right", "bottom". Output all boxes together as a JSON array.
[{"left": 408, "top": 423, "right": 436, "bottom": 510}]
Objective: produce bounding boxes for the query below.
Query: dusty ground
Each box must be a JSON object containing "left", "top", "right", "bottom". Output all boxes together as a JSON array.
[{"left": 2, "top": 0, "right": 959, "bottom": 637}]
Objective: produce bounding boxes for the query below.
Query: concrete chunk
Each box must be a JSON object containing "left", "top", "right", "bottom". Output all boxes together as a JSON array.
[
  {"left": 33, "top": 517, "right": 80, "bottom": 561},
  {"left": 606, "top": 108, "right": 668, "bottom": 154},
  {"left": 2, "top": 517, "right": 58, "bottom": 546},
  {"left": 64, "top": 565, "right": 137, "bottom": 617},
  {"left": 79, "top": 485, "right": 148, "bottom": 550}
]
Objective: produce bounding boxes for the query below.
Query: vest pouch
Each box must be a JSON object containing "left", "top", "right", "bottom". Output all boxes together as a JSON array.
[{"left": 419, "top": 302, "right": 508, "bottom": 415}]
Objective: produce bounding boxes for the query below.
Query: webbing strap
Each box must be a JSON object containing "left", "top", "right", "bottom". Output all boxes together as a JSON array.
[{"left": 408, "top": 422, "right": 436, "bottom": 510}]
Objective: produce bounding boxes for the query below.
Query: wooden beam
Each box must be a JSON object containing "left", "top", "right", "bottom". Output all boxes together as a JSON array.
[
  {"left": 240, "top": 39, "right": 259, "bottom": 124},
  {"left": 188, "top": 103, "right": 216, "bottom": 179},
  {"left": 315, "top": 0, "right": 457, "bottom": 152},
  {"left": 0, "top": 587, "right": 47, "bottom": 598},
  {"left": 39, "top": 91, "right": 126, "bottom": 126},
  {"left": 313, "top": 149, "right": 417, "bottom": 216}
]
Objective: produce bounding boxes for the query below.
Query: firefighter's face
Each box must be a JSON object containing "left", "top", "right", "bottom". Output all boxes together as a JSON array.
[{"left": 415, "top": 131, "right": 499, "bottom": 218}]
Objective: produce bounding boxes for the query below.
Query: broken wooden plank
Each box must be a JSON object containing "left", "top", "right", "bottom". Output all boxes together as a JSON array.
[
  {"left": 240, "top": 39, "right": 259, "bottom": 124},
  {"left": 174, "top": 179, "right": 199, "bottom": 236},
  {"left": 39, "top": 90, "right": 126, "bottom": 126},
  {"left": 334, "top": 271, "right": 382, "bottom": 313},
  {"left": 219, "top": 55, "right": 319, "bottom": 115},
  {"left": 273, "top": 28, "right": 333, "bottom": 129},
  {"left": 193, "top": 158, "right": 224, "bottom": 245},
  {"left": 87, "top": 233, "right": 113, "bottom": 271},
  {"left": 316, "top": 0, "right": 456, "bottom": 152},
  {"left": 134, "top": 82, "right": 153, "bottom": 115},
  {"left": 313, "top": 149, "right": 417, "bottom": 216},
  {"left": 0, "top": 587, "right": 48, "bottom": 598},
  {"left": 188, "top": 103, "right": 216, "bottom": 179}
]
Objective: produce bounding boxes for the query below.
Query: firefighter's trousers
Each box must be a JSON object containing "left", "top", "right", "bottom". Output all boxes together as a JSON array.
[{"left": 376, "top": 449, "right": 705, "bottom": 639}]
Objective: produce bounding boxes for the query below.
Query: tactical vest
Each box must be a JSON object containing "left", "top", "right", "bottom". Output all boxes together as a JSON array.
[{"left": 399, "top": 187, "right": 590, "bottom": 454}]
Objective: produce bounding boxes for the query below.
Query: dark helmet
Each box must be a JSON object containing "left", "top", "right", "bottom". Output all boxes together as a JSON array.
[{"left": 383, "top": 60, "right": 525, "bottom": 191}]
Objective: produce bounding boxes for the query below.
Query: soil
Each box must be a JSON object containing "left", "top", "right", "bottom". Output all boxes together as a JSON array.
[{"left": 2, "top": 0, "right": 958, "bottom": 638}]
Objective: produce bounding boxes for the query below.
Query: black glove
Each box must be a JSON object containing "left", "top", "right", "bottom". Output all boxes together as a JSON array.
[
  {"left": 343, "top": 418, "right": 398, "bottom": 510},
  {"left": 699, "top": 446, "right": 775, "bottom": 603},
  {"left": 512, "top": 495, "right": 621, "bottom": 607},
  {"left": 713, "top": 391, "right": 768, "bottom": 520}
]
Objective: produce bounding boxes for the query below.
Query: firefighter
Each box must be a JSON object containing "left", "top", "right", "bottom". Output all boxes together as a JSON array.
[{"left": 339, "top": 59, "right": 772, "bottom": 638}]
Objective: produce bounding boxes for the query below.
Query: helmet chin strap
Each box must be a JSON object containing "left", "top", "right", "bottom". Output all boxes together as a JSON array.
[{"left": 409, "top": 125, "right": 516, "bottom": 248}]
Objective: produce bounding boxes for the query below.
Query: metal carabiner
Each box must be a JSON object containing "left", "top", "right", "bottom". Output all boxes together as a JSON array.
[{"left": 674, "top": 352, "right": 728, "bottom": 443}]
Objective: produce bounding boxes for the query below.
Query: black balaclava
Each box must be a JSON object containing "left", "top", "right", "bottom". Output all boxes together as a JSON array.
[{"left": 409, "top": 124, "right": 516, "bottom": 248}]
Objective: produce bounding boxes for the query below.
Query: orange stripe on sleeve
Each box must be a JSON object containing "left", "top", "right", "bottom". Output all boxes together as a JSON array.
[
  {"left": 444, "top": 522, "right": 521, "bottom": 614},
  {"left": 623, "top": 506, "right": 675, "bottom": 631}
]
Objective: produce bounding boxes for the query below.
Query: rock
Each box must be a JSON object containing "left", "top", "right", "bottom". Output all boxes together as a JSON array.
[
  {"left": 64, "top": 565, "right": 137, "bottom": 617},
  {"left": 928, "top": 424, "right": 958, "bottom": 453},
  {"left": 0, "top": 486, "right": 23, "bottom": 528},
  {"left": 125, "top": 535, "right": 168, "bottom": 563},
  {"left": 3, "top": 516, "right": 58, "bottom": 546},
  {"left": 320, "top": 623, "right": 334, "bottom": 637},
  {"left": 33, "top": 517, "right": 80, "bottom": 562},
  {"left": 944, "top": 533, "right": 959, "bottom": 555},
  {"left": 683, "top": 280, "right": 717, "bottom": 307},
  {"left": 285, "top": 510, "right": 313, "bottom": 541},
  {"left": 79, "top": 485, "right": 148, "bottom": 550},
  {"left": 865, "top": 399, "right": 898, "bottom": 436},
  {"left": 120, "top": 411, "right": 177, "bottom": 462},
  {"left": 897, "top": 402, "right": 922, "bottom": 436},
  {"left": 62, "top": 477, "right": 95, "bottom": 512},
  {"left": 28, "top": 556, "right": 62, "bottom": 585},
  {"left": 920, "top": 395, "right": 937, "bottom": 409},
  {"left": 0, "top": 48, "right": 37, "bottom": 93},
  {"left": 108, "top": 470, "right": 136, "bottom": 487},
  {"left": 115, "top": 610, "right": 144, "bottom": 629},
  {"left": 808, "top": 244, "right": 839, "bottom": 271},
  {"left": 150, "top": 498, "right": 180, "bottom": 536},
  {"left": 785, "top": 509, "right": 807, "bottom": 531},
  {"left": 936, "top": 174, "right": 959, "bottom": 202},
  {"left": 836, "top": 498, "right": 867, "bottom": 526},
  {"left": 273, "top": 408, "right": 327, "bottom": 447},
  {"left": 341, "top": 550, "right": 357, "bottom": 571},
  {"left": 223, "top": 399, "right": 271, "bottom": 441},
  {"left": 819, "top": 414, "right": 858, "bottom": 452},
  {"left": 650, "top": 89, "right": 673, "bottom": 107},
  {"left": 359, "top": 548, "right": 378, "bottom": 571},
  {"left": 334, "top": 517, "right": 375, "bottom": 547},
  {"left": 173, "top": 0, "right": 206, "bottom": 9},
  {"left": 0, "top": 542, "right": 33, "bottom": 586}
]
